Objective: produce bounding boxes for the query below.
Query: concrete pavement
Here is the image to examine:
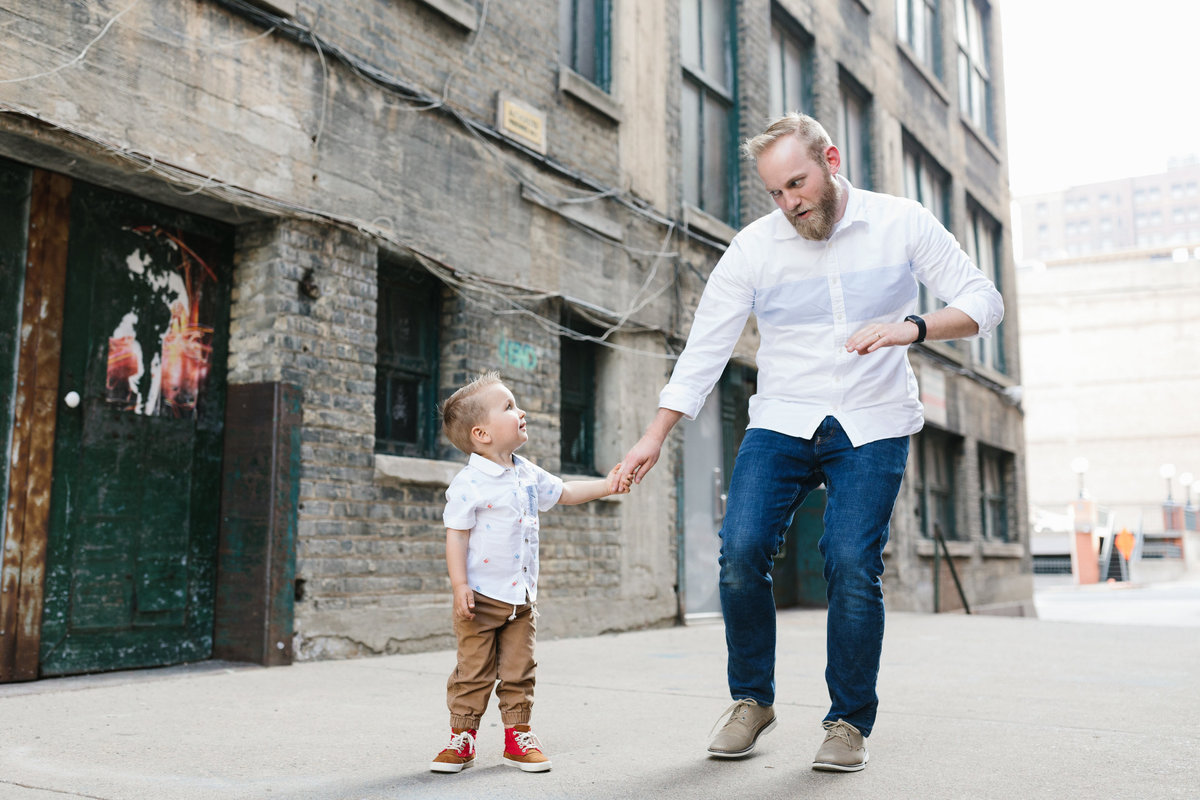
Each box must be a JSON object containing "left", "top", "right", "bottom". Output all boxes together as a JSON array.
[{"left": 2, "top": 582, "right": 1199, "bottom": 800}]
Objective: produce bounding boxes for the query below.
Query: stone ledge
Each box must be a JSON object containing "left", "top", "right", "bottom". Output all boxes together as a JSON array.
[
  {"left": 683, "top": 203, "right": 737, "bottom": 245},
  {"left": 415, "top": 0, "right": 478, "bottom": 32},
  {"left": 374, "top": 453, "right": 460, "bottom": 488},
  {"left": 559, "top": 66, "right": 623, "bottom": 123}
]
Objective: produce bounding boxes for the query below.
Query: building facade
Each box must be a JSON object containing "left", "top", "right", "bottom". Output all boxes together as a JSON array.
[
  {"left": 1, "top": 0, "right": 1027, "bottom": 682},
  {"left": 1015, "top": 158, "right": 1200, "bottom": 264}
]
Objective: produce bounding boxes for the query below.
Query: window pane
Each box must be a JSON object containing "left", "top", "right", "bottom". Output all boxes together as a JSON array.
[
  {"left": 701, "top": 0, "right": 729, "bottom": 89},
  {"left": 783, "top": 37, "right": 805, "bottom": 114},
  {"left": 681, "top": 80, "right": 702, "bottom": 208},
  {"left": 840, "top": 84, "right": 869, "bottom": 189},
  {"left": 560, "top": 334, "right": 596, "bottom": 473},
  {"left": 575, "top": 0, "right": 597, "bottom": 81},
  {"left": 681, "top": 0, "right": 701, "bottom": 71},
  {"left": 375, "top": 263, "right": 439, "bottom": 456},
  {"left": 703, "top": 94, "right": 731, "bottom": 222},
  {"left": 769, "top": 27, "right": 784, "bottom": 118}
]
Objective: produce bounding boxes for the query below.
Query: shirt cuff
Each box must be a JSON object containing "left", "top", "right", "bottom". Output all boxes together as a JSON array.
[{"left": 658, "top": 384, "right": 704, "bottom": 421}]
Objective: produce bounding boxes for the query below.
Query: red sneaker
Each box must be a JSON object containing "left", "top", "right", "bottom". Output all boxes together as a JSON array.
[
  {"left": 504, "top": 724, "right": 552, "bottom": 772},
  {"left": 430, "top": 728, "right": 477, "bottom": 773}
]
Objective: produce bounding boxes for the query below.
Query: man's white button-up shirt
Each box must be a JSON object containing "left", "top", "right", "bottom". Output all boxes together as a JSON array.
[
  {"left": 659, "top": 177, "right": 1004, "bottom": 447},
  {"left": 443, "top": 452, "right": 564, "bottom": 605}
]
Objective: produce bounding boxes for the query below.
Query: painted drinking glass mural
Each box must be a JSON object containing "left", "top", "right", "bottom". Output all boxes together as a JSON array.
[{"left": 104, "top": 225, "right": 216, "bottom": 418}]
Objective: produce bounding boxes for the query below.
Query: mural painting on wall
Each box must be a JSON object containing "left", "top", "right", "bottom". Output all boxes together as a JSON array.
[{"left": 105, "top": 225, "right": 216, "bottom": 418}]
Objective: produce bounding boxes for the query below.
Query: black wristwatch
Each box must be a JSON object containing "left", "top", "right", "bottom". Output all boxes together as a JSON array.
[{"left": 904, "top": 314, "right": 927, "bottom": 344}]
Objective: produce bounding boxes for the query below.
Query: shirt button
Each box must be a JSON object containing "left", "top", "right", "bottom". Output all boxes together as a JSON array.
[{"left": 523, "top": 567, "right": 528, "bottom": 572}]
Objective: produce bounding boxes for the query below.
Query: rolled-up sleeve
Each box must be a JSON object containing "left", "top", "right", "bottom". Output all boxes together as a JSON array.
[
  {"left": 658, "top": 241, "right": 756, "bottom": 419},
  {"left": 908, "top": 206, "right": 1004, "bottom": 338}
]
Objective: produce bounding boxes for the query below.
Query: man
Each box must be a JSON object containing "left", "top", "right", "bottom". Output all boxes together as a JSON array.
[{"left": 611, "top": 113, "right": 1003, "bottom": 771}]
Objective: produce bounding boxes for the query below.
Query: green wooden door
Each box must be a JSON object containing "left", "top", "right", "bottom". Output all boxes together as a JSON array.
[{"left": 39, "top": 182, "right": 232, "bottom": 676}]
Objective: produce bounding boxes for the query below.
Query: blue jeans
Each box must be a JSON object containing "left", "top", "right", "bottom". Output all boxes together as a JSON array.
[{"left": 718, "top": 417, "right": 909, "bottom": 737}]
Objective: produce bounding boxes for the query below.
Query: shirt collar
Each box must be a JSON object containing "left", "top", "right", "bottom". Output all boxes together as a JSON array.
[
  {"left": 770, "top": 174, "right": 866, "bottom": 240},
  {"left": 468, "top": 452, "right": 511, "bottom": 476}
]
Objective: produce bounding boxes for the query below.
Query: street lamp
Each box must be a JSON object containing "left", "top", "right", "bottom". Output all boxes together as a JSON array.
[
  {"left": 1161, "top": 463, "right": 1176, "bottom": 503},
  {"left": 1071, "top": 457, "right": 1089, "bottom": 499},
  {"left": 1181, "top": 472, "right": 1194, "bottom": 508}
]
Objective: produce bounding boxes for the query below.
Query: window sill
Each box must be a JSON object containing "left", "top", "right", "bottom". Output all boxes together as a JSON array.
[
  {"left": 521, "top": 184, "right": 624, "bottom": 241},
  {"left": 981, "top": 540, "right": 1024, "bottom": 558},
  {"left": 915, "top": 538, "right": 973, "bottom": 558},
  {"left": 374, "top": 453, "right": 462, "bottom": 488},
  {"left": 960, "top": 115, "right": 1002, "bottom": 163},
  {"left": 683, "top": 203, "right": 737, "bottom": 246},
  {"left": 559, "top": 66, "right": 623, "bottom": 124},
  {"left": 896, "top": 43, "right": 951, "bottom": 106},
  {"left": 415, "top": 0, "right": 478, "bottom": 32}
]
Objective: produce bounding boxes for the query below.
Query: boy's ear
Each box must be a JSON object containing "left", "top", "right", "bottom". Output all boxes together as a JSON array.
[{"left": 470, "top": 424, "right": 490, "bottom": 445}]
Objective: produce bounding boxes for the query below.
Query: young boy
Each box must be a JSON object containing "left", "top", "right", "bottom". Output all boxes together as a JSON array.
[{"left": 431, "top": 371, "right": 632, "bottom": 774}]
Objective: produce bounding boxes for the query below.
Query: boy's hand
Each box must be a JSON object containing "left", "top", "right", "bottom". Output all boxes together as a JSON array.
[
  {"left": 607, "top": 463, "right": 634, "bottom": 494},
  {"left": 453, "top": 584, "right": 476, "bottom": 620}
]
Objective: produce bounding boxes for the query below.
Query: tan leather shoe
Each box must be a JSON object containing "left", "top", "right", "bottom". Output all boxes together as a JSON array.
[
  {"left": 812, "top": 719, "right": 869, "bottom": 772},
  {"left": 706, "top": 699, "right": 777, "bottom": 758}
]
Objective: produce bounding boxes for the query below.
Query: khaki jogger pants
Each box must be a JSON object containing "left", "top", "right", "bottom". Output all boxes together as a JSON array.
[{"left": 447, "top": 592, "right": 536, "bottom": 729}]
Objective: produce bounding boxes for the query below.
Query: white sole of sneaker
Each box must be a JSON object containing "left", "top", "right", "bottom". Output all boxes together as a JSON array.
[
  {"left": 812, "top": 751, "right": 869, "bottom": 772},
  {"left": 504, "top": 757, "right": 552, "bottom": 773},
  {"left": 706, "top": 717, "right": 778, "bottom": 758},
  {"left": 430, "top": 759, "right": 474, "bottom": 773}
]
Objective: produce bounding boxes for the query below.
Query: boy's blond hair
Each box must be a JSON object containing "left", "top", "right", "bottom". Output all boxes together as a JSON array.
[{"left": 440, "top": 370, "right": 504, "bottom": 454}]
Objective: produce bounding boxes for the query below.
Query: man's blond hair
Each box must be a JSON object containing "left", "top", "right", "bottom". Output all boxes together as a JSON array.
[
  {"left": 741, "top": 112, "right": 833, "bottom": 164},
  {"left": 440, "top": 370, "right": 503, "bottom": 454}
]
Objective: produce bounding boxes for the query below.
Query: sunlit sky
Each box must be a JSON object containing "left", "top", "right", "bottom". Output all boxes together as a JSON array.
[{"left": 999, "top": 0, "right": 1199, "bottom": 198}]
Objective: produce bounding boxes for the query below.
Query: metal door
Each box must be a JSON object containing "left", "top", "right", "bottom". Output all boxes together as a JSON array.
[{"left": 681, "top": 388, "right": 725, "bottom": 619}]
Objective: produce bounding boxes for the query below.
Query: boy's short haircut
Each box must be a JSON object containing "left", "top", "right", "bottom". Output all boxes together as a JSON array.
[{"left": 441, "top": 370, "right": 504, "bottom": 454}]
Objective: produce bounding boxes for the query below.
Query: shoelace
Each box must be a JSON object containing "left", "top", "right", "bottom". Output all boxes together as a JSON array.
[
  {"left": 447, "top": 730, "right": 475, "bottom": 754},
  {"left": 510, "top": 729, "right": 543, "bottom": 753},
  {"left": 707, "top": 699, "right": 757, "bottom": 740},
  {"left": 821, "top": 720, "right": 854, "bottom": 745}
]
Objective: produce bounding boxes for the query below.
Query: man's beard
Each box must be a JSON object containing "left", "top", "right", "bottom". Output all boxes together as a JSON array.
[{"left": 790, "top": 175, "right": 841, "bottom": 241}]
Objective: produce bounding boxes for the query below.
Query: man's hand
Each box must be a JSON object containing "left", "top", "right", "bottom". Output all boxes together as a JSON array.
[
  {"left": 453, "top": 584, "right": 476, "bottom": 621},
  {"left": 845, "top": 320, "right": 919, "bottom": 355},
  {"left": 611, "top": 434, "right": 663, "bottom": 491}
]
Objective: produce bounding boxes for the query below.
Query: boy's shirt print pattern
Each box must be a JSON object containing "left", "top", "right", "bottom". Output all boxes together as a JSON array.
[{"left": 443, "top": 452, "right": 564, "bottom": 605}]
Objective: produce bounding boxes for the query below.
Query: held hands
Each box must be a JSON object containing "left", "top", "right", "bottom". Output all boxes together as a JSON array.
[
  {"left": 609, "top": 434, "right": 663, "bottom": 493},
  {"left": 607, "top": 462, "right": 635, "bottom": 495},
  {"left": 845, "top": 320, "right": 920, "bottom": 355},
  {"left": 453, "top": 583, "right": 476, "bottom": 621}
]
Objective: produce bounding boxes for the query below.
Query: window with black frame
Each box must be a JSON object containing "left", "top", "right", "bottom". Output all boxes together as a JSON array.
[
  {"left": 965, "top": 198, "right": 1005, "bottom": 373},
  {"left": 560, "top": 0, "right": 612, "bottom": 91},
  {"left": 375, "top": 260, "right": 440, "bottom": 458},
  {"left": 768, "top": 10, "right": 813, "bottom": 120},
  {"left": 902, "top": 134, "right": 951, "bottom": 319},
  {"left": 915, "top": 427, "right": 961, "bottom": 541},
  {"left": 680, "top": 0, "right": 738, "bottom": 226},
  {"left": 560, "top": 316, "right": 600, "bottom": 475},
  {"left": 897, "top": 0, "right": 942, "bottom": 78},
  {"left": 978, "top": 444, "right": 1012, "bottom": 542}
]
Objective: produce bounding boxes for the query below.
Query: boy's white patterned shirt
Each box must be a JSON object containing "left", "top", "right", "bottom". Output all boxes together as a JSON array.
[{"left": 443, "top": 453, "right": 564, "bottom": 605}]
